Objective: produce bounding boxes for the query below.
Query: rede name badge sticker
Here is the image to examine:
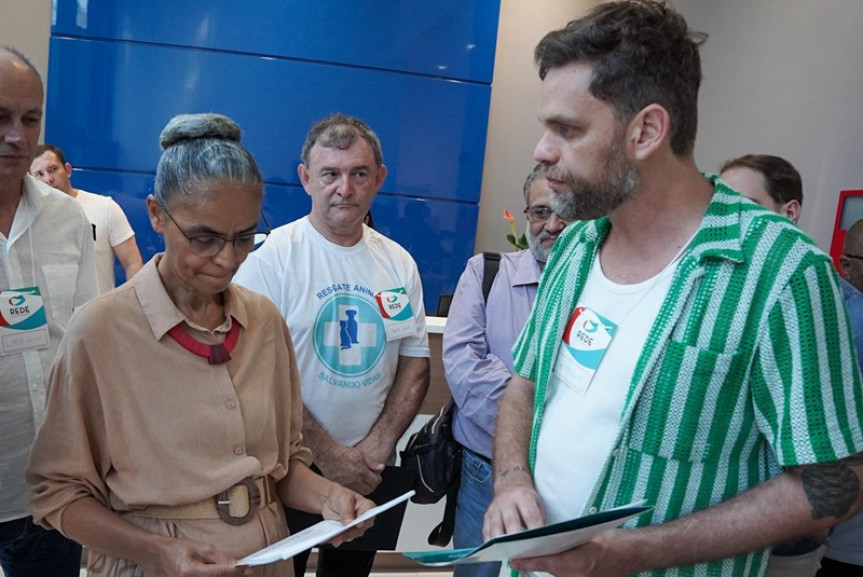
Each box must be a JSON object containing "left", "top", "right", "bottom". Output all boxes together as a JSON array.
[
  {"left": 375, "top": 287, "right": 416, "bottom": 341},
  {"left": 0, "top": 287, "right": 49, "bottom": 355}
]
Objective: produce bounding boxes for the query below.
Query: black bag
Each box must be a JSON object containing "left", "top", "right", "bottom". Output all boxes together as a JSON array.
[
  {"left": 400, "top": 399, "right": 461, "bottom": 546},
  {"left": 399, "top": 252, "right": 501, "bottom": 546},
  {"left": 401, "top": 399, "right": 461, "bottom": 505}
]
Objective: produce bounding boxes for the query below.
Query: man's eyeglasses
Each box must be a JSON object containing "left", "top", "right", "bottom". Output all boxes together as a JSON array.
[
  {"left": 160, "top": 204, "right": 271, "bottom": 258},
  {"left": 523, "top": 205, "right": 572, "bottom": 225}
]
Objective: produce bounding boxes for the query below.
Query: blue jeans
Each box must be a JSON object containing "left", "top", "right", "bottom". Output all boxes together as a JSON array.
[
  {"left": 454, "top": 447, "right": 501, "bottom": 577},
  {"left": 0, "top": 516, "right": 81, "bottom": 577}
]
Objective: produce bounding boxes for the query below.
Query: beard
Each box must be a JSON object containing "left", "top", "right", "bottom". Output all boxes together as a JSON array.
[
  {"left": 526, "top": 225, "right": 553, "bottom": 263},
  {"left": 544, "top": 138, "right": 641, "bottom": 221}
]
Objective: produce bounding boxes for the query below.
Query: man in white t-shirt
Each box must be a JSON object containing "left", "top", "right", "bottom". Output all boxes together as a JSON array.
[
  {"left": 31, "top": 144, "right": 142, "bottom": 293},
  {"left": 235, "top": 113, "right": 430, "bottom": 577}
]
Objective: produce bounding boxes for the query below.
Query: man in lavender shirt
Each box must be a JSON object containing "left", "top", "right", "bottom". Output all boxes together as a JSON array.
[{"left": 442, "top": 165, "right": 571, "bottom": 577}]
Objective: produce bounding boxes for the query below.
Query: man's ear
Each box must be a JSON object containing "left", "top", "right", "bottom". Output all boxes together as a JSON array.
[
  {"left": 780, "top": 200, "right": 801, "bottom": 224},
  {"left": 297, "top": 164, "right": 312, "bottom": 196},
  {"left": 64, "top": 163, "right": 73, "bottom": 178},
  {"left": 628, "top": 104, "right": 670, "bottom": 161},
  {"left": 840, "top": 255, "right": 852, "bottom": 280},
  {"left": 375, "top": 164, "right": 388, "bottom": 191}
]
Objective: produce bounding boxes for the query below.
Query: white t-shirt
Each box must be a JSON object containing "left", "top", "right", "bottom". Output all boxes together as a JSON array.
[
  {"left": 75, "top": 189, "right": 135, "bottom": 294},
  {"left": 534, "top": 252, "right": 679, "bottom": 525},
  {"left": 234, "top": 216, "right": 429, "bottom": 446}
]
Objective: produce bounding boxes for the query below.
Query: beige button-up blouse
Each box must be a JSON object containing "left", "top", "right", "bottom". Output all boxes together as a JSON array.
[{"left": 27, "top": 256, "right": 312, "bottom": 533}]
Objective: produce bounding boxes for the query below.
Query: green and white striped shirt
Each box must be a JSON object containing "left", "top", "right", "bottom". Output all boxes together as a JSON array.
[{"left": 513, "top": 176, "right": 863, "bottom": 577}]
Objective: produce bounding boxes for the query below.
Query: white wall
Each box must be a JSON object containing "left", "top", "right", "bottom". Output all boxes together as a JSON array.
[
  {"left": 676, "top": 0, "right": 863, "bottom": 251},
  {"left": 1, "top": 0, "right": 52, "bottom": 102},
  {"left": 474, "top": 0, "right": 600, "bottom": 255},
  {"left": 476, "top": 0, "right": 863, "bottom": 255}
]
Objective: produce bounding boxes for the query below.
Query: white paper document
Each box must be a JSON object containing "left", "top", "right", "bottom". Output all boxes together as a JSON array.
[
  {"left": 404, "top": 501, "right": 651, "bottom": 566},
  {"left": 238, "top": 490, "right": 415, "bottom": 567}
]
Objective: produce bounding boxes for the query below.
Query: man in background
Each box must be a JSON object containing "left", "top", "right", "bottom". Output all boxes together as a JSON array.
[
  {"left": 720, "top": 153, "right": 803, "bottom": 223},
  {"left": 719, "top": 152, "right": 833, "bottom": 577},
  {"left": 0, "top": 46, "right": 97, "bottom": 577},
  {"left": 839, "top": 219, "right": 863, "bottom": 301},
  {"left": 818, "top": 219, "right": 863, "bottom": 577},
  {"left": 235, "top": 113, "right": 429, "bottom": 577},
  {"left": 443, "top": 164, "right": 570, "bottom": 577},
  {"left": 31, "top": 144, "right": 142, "bottom": 292}
]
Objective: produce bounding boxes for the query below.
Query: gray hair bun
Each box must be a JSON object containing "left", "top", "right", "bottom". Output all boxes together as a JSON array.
[{"left": 159, "top": 113, "right": 242, "bottom": 150}]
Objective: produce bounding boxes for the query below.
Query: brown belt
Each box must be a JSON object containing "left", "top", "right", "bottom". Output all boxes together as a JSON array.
[{"left": 130, "top": 476, "right": 277, "bottom": 526}]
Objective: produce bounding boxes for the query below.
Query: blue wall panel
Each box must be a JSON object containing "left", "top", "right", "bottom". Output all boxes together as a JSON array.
[
  {"left": 46, "top": 37, "right": 490, "bottom": 202},
  {"left": 47, "top": 0, "right": 499, "bottom": 312},
  {"left": 51, "top": 1, "right": 499, "bottom": 83}
]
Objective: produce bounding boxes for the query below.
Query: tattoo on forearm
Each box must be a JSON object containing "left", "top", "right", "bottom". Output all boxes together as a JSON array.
[
  {"left": 500, "top": 465, "right": 528, "bottom": 479},
  {"left": 801, "top": 454, "right": 863, "bottom": 520}
]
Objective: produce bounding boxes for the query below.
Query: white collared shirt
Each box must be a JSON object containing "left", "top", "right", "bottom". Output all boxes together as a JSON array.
[{"left": 0, "top": 174, "right": 97, "bottom": 522}]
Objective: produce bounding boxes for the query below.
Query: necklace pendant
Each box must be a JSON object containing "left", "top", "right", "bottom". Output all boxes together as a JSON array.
[{"left": 208, "top": 343, "right": 232, "bottom": 364}]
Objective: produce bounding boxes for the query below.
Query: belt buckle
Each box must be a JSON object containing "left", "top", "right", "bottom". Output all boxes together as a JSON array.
[{"left": 216, "top": 477, "right": 260, "bottom": 526}]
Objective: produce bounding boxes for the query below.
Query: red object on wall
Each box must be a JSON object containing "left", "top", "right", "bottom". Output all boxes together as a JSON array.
[{"left": 830, "top": 190, "right": 863, "bottom": 271}]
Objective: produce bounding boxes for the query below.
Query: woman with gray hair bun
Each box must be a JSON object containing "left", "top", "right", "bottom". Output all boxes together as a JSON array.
[{"left": 27, "top": 113, "right": 375, "bottom": 576}]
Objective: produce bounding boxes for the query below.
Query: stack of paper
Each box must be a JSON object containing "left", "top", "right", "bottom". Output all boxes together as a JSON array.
[{"left": 238, "top": 491, "right": 415, "bottom": 567}]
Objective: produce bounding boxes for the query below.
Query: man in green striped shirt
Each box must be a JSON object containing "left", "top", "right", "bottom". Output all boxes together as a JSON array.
[{"left": 482, "top": 2, "right": 863, "bottom": 577}]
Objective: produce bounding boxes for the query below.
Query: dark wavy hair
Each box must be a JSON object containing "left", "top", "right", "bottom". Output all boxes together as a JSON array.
[
  {"left": 535, "top": 0, "right": 706, "bottom": 156},
  {"left": 720, "top": 154, "right": 803, "bottom": 206}
]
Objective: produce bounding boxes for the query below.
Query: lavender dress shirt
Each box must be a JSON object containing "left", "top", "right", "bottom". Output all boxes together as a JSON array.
[
  {"left": 823, "top": 278, "right": 863, "bottom": 566},
  {"left": 442, "top": 249, "right": 541, "bottom": 459}
]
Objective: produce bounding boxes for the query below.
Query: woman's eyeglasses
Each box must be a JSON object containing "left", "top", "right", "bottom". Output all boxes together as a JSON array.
[{"left": 160, "top": 204, "right": 271, "bottom": 258}]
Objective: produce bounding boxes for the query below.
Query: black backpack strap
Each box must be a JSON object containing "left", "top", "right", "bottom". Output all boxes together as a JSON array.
[
  {"left": 481, "top": 252, "right": 501, "bottom": 304},
  {"left": 427, "top": 475, "right": 460, "bottom": 546}
]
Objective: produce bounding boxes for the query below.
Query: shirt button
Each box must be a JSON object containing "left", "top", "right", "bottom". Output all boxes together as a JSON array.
[
  {"left": 588, "top": 507, "right": 598, "bottom": 514},
  {"left": 226, "top": 400, "right": 236, "bottom": 409},
  {"left": 233, "top": 446, "right": 244, "bottom": 456},
  {"left": 612, "top": 449, "right": 619, "bottom": 457}
]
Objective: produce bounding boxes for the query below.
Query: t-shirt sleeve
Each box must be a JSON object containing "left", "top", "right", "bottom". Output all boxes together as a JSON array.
[
  {"left": 106, "top": 199, "right": 136, "bottom": 247},
  {"left": 234, "top": 244, "right": 283, "bottom": 307},
  {"left": 751, "top": 259, "right": 863, "bottom": 467},
  {"left": 398, "top": 260, "right": 430, "bottom": 358}
]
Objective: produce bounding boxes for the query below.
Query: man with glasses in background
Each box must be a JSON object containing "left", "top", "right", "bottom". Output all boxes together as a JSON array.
[{"left": 442, "top": 165, "right": 571, "bottom": 577}]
